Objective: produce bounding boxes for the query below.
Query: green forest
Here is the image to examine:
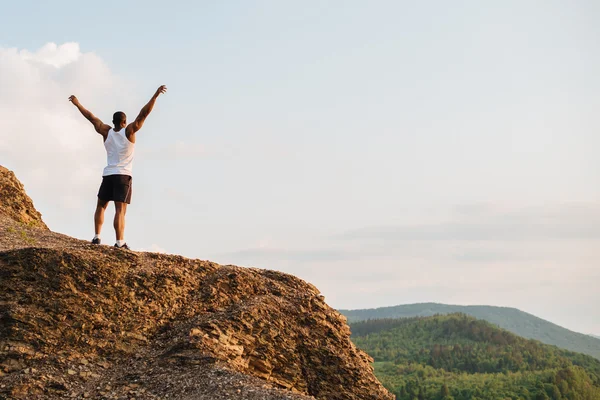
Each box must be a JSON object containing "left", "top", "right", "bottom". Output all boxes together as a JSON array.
[
  {"left": 350, "top": 314, "right": 600, "bottom": 399},
  {"left": 340, "top": 303, "right": 600, "bottom": 360}
]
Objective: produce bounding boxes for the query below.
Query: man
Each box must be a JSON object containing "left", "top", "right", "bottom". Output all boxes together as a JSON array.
[{"left": 69, "top": 85, "right": 167, "bottom": 249}]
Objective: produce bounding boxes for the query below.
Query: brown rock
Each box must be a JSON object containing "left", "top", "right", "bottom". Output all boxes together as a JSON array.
[
  {"left": 0, "top": 166, "right": 47, "bottom": 229},
  {"left": 0, "top": 166, "right": 393, "bottom": 400}
]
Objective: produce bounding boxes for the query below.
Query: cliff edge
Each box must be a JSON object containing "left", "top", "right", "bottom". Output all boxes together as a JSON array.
[{"left": 0, "top": 166, "right": 393, "bottom": 400}]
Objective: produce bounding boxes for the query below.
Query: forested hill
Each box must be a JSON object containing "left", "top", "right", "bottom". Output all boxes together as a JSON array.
[
  {"left": 340, "top": 302, "right": 600, "bottom": 360},
  {"left": 350, "top": 314, "right": 600, "bottom": 399}
]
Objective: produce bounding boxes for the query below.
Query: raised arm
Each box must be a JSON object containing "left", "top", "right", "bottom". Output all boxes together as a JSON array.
[
  {"left": 126, "top": 85, "right": 167, "bottom": 137},
  {"left": 68, "top": 95, "right": 111, "bottom": 138}
]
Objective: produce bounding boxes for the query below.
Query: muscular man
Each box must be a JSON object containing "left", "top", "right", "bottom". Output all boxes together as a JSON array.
[{"left": 69, "top": 85, "right": 167, "bottom": 249}]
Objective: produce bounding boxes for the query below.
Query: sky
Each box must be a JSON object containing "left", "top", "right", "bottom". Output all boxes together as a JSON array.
[{"left": 1, "top": 1, "right": 599, "bottom": 335}]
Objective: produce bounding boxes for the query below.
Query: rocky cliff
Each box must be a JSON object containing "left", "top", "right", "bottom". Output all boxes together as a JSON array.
[
  {"left": 0, "top": 166, "right": 47, "bottom": 230},
  {"left": 0, "top": 166, "right": 393, "bottom": 400}
]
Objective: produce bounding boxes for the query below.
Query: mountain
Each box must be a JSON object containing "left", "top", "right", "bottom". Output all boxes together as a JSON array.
[
  {"left": 350, "top": 314, "right": 600, "bottom": 399},
  {"left": 340, "top": 302, "right": 600, "bottom": 360},
  {"left": 0, "top": 165, "right": 393, "bottom": 400}
]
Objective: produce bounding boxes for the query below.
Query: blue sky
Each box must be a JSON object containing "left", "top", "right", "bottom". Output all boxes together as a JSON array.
[{"left": 1, "top": 1, "right": 599, "bottom": 334}]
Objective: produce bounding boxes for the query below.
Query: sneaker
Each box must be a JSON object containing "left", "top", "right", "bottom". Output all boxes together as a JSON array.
[
  {"left": 114, "top": 243, "right": 130, "bottom": 250},
  {"left": 91, "top": 237, "right": 101, "bottom": 245}
]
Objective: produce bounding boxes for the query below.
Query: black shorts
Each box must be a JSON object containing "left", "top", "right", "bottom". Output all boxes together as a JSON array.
[{"left": 98, "top": 174, "right": 132, "bottom": 204}]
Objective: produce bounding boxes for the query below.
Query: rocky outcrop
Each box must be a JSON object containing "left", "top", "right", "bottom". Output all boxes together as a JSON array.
[
  {"left": 0, "top": 166, "right": 393, "bottom": 400},
  {"left": 0, "top": 166, "right": 48, "bottom": 229}
]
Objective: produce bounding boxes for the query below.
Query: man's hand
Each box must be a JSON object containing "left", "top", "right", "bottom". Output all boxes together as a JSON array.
[
  {"left": 154, "top": 85, "right": 167, "bottom": 98},
  {"left": 68, "top": 95, "right": 80, "bottom": 107}
]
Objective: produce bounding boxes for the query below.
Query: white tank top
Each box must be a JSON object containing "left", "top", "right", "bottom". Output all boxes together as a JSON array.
[{"left": 103, "top": 128, "right": 135, "bottom": 176}]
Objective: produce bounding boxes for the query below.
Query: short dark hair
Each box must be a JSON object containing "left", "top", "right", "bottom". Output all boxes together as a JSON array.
[{"left": 113, "top": 111, "right": 126, "bottom": 124}]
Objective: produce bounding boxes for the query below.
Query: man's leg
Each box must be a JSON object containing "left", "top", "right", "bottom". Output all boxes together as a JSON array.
[
  {"left": 114, "top": 201, "right": 128, "bottom": 241},
  {"left": 94, "top": 198, "right": 109, "bottom": 236}
]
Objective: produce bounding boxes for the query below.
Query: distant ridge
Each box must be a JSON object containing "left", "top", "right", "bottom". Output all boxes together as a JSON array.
[{"left": 339, "top": 302, "right": 600, "bottom": 360}]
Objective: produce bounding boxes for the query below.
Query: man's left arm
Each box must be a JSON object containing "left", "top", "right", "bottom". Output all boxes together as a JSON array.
[{"left": 126, "top": 85, "right": 167, "bottom": 138}]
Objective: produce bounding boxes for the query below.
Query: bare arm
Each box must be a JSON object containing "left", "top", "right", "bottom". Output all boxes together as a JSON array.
[
  {"left": 68, "top": 95, "right": 110, "bottom": 138},
  {"left": 126, "top": 85, "right": 167, "bottom": 136}
]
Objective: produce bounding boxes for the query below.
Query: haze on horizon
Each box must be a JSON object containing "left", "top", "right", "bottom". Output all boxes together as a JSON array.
[{"left": 1, "top": 1, "right": 598, "bottom": 335}]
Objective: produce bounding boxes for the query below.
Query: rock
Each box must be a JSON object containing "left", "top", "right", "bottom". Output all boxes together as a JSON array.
[
  {"left": 0, "top": 165, "right": 393, "bottom": 400},
  {"left": 0, "top": 166, "right": 47, "bottom": 229}
]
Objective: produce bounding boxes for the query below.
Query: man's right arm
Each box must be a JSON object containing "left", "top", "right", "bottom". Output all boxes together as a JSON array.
[{"left": 69, "top": 95, "right": 110, "bottom": 138}]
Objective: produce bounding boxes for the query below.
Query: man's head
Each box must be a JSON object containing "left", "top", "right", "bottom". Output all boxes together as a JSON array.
[{"left": 113, "top": 111, "right": 127, "bottom": 128}]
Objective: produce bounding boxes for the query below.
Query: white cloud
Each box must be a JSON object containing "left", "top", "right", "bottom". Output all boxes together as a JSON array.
[
  {"left": 19, "top": 42, "right": 81, "bottom": 68},
  {"left": 0, "top": 42, "right": 137, "bottom": 227}
]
